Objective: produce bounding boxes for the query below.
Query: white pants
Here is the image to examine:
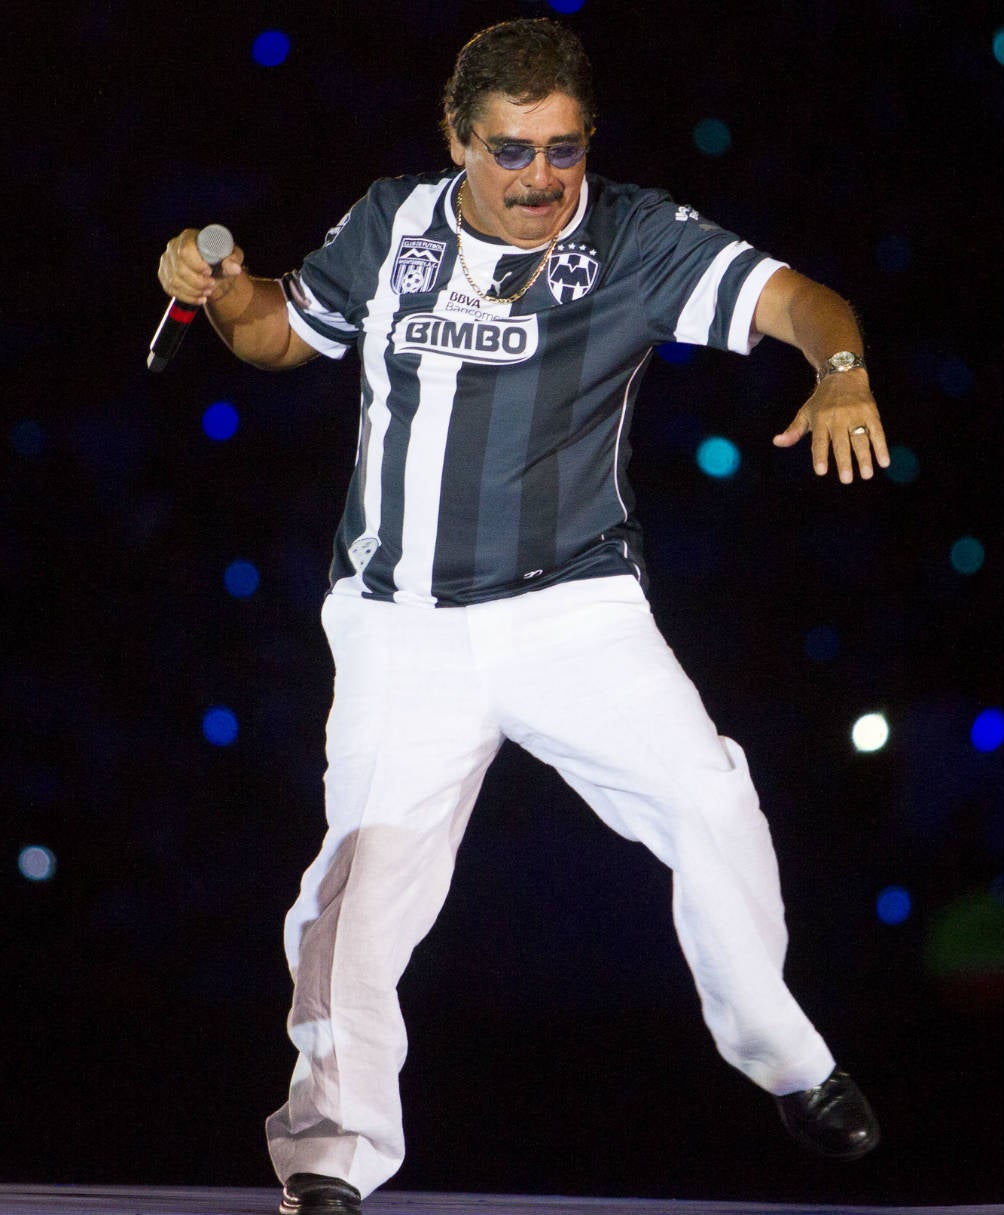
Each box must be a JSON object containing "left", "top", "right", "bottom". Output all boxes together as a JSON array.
[{"left": 266, "top": 576, "right": 835, "bottom": 1196}]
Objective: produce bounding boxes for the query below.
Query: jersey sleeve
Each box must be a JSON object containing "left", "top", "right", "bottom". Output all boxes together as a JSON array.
[
  {"left": 282, "top": 200, "right": 367, "bottom": 360},
  {"left": 634, "top": 196, "right": 788, "bottom": 354}
]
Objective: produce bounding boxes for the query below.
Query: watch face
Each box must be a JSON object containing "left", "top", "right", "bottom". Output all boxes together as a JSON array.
[{"left": 817, "top": 351, "right": 865, "bottom": 382}]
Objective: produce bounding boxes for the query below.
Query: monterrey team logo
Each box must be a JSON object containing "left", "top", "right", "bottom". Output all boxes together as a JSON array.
[
  {"left": 547, "top": 242, "right": 601, "bottom": 304},
  {"left": 391, "top": 237, "right": 448, "bottom": 294}
]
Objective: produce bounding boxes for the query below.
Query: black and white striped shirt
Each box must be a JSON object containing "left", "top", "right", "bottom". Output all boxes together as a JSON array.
[{"left": 284, "top": 171, "right": 785, "bottom": 606}]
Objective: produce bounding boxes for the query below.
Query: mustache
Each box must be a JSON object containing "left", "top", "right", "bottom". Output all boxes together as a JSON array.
[{"left": 505, "top": 187, "right": 564, "bottom": 209}]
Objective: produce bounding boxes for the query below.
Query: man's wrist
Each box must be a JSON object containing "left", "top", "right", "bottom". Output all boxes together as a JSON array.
[
  {"left": 205, "top": 269, "right": 252, "bottom": 320},
  {"left": 815, "top": 350, "right": 867, "bottom": 383}
]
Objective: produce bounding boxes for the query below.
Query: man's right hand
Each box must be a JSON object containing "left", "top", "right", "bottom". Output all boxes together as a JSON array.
[
  {"left": 155, "top": 229, "right": 315, "bottom": 369},
  {"left": 157, "top": 228, "right": 246, "bottom": 306}
]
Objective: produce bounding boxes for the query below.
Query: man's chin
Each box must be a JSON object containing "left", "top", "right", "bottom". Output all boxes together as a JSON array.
[{"left": 504, "top": 201, "right": 567, "bottom": 241}]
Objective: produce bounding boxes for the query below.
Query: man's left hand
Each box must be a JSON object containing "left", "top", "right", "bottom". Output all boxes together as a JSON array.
[{"left": 772, "top": 369, "right": 889, "bottom": 484}]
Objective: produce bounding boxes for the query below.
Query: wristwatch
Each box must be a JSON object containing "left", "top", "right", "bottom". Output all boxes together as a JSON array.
[{"left": 816, "top": 350, "right": 867, "bottom": 383}]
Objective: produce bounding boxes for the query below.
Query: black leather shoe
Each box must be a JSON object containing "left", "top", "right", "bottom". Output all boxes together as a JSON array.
[
  {"left": 278, "top": 1173, "right": 362, "bottom": 1215},
  {"left": 775, "top": 1068, "right": 881, "bottom": 1160}
]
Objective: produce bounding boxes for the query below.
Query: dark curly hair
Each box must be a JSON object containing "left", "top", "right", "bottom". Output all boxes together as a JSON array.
[{"left": 442, "top": 18, "right": 596, "bottom": 147}]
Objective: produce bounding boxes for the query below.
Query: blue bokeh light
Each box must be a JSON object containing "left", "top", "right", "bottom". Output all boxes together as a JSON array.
[
  {"left": 657, "top": 341, "right": 698, "bottom": 365},
  {"left": 693, "top": 118, "right": 732, "bottom": 156},
  {"left": 971, "top": 707, "right": 1004, "bottom": 753},
  {"left": 547, "top": 0, "right": 586, "bottom": 11},
  {"left": 203, "top": 706, "right": 239, "bottom": 746},
  {"left": 884, "top": 444, "right": 920, "bottom": 485},
  {"left": 950, "top": 535, "right": 985, "bottom": 575},
  {"left": 876, "top": 885, "right": 912, "bottom": 925},
  {"left": 252, "top": 30, "right": 291, "bottom": 67},
  {"left": 804, "top": 624, "right": 840, "bottom": 662},
  {"left": 202, "top": 400, "right": 239, "bottom": 441},
  {"left": 993, "top": 26, "right": 1004, "bottom": 66},
  {"left": 10, "top": 419, "right": 46, "bottom": 457},
  {"left": 696, "top": 435, "right": 741, "bottom": 479},
  {"left": 18, "top": 845, "right": 57, "bottom": 882},
  {"left": 224, "top": 559, "right": 260, "bottom": 599}
]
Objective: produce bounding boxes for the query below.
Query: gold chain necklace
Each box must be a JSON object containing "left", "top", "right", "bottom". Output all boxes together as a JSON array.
[{"left": 455, "top": 181, "right": 560, "bottom": 305}]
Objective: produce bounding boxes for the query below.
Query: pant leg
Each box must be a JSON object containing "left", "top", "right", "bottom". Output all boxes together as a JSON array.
[
  {"left": 474, "top": 576, "right": 835, "bottom": 1095},
  {"left": 266, "top": 593, "right": 503, "bottom": 1197}
]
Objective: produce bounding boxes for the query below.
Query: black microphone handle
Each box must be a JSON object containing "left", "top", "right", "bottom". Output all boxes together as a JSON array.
[
  {"left": 147, "top": 297, "right": 202, "bottom": 372},
  {"left": 147, "top": 224, "right": 234, "bottom": 373}
]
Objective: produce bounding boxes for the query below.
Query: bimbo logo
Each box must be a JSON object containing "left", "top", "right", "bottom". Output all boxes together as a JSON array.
[{"left": 393, "top": 313, "right": 539, "bottom": 364}]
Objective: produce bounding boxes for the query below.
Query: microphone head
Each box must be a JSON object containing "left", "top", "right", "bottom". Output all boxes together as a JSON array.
[{"left": 196, "top": 223, "right": 235, "bottom": 266}]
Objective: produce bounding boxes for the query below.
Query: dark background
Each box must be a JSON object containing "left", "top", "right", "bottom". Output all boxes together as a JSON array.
[{"left": 3, "top": 0, "right": 1002, "bottom": 1206}]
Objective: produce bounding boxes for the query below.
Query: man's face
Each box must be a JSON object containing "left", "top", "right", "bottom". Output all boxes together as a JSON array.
[{"left": 449, "top": 91, "right": 589, "bottom": 249}]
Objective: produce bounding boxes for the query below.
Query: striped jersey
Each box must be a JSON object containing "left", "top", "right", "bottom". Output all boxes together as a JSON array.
[{"left": 283, "top": 170, "right": 786, "bottom": 606}]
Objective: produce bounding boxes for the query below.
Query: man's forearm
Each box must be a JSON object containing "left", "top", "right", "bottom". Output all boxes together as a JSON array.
[
  {"left": 205, "top": 272, "right": 304, "bottom": 369},
  {"left": 754, "top": 268, "right": 865, "bottom": 374}
]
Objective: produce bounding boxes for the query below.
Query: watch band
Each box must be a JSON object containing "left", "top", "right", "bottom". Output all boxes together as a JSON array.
[{"left": 816, "top": 350, "right": 867, "bottom": 383}]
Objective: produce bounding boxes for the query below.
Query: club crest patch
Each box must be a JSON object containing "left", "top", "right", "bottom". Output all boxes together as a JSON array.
[
  {"left": 391, "top": 237, "right": 447, "bottom": 294},
  {"left": 547, "top": 242, "right": 601, "bottom": 303}
]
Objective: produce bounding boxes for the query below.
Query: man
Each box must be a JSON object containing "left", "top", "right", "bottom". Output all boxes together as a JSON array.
[{"left": 157, "top": 19, "right": 887, "bottom": 1215}]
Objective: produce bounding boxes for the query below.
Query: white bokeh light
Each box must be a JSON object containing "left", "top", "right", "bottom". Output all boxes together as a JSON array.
[{"left": 852, "top": 712, "right": 890, "bottom": 753}]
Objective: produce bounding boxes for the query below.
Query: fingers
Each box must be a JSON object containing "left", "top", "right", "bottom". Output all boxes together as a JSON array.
[
  {"left": 217, "top": 252, "right": 244, "bottom": 279},
  {"left": 818, "top": 416, "right": 891, "bottom": 484},
  {"left": 157, "top": 229, "right": 207, "bottom": 304},
  {"left": 157, "top": 230, "right": 244, "bottom": 305},
  {"left": 866, "top": 416, "right": 891, "bottom": 471},
  {"left": 779, "top": 374, "right": 891, "bottom": 484},
  {"left": 830, "top": 427, "right": 856, "bottom": 483},
  {"left": 772, "top": 408, "right": 812, "bottom": 449},
  {"left": 848, "top": 427, "right": 875, "bottom": 482},
  {"left": 812, "top": 425, "right": 832, "bottom": 478},
  {"left": 773, "top": 405, "right": 891, "bottom": 484}
]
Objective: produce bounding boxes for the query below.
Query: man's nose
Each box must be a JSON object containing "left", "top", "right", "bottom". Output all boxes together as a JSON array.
[{"left": 521, "top": 149, "right": 556, "bottom": 187}]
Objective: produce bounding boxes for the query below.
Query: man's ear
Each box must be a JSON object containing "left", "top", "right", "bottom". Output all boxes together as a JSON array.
[{"left": 448, "top": 121, "right": 467, "bottom": 168}]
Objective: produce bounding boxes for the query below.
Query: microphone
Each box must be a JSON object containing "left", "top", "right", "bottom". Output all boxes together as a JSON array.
[{"left": 147, "top": 224, "right": 234, "bottom": 372}]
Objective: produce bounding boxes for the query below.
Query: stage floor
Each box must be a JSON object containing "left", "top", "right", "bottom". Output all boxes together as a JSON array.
[{"left": 0, "top": 1188, "right": 999, "bottom": 1215}]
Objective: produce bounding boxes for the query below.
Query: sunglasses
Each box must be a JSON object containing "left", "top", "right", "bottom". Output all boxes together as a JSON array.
[{"left": 470, "top": 128, "right": 588, "bottom": 171}]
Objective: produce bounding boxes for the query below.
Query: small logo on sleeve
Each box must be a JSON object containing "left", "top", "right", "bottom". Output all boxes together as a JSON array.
[{"left": 324, "top": 211, "right": 352, "bottom": 245}]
